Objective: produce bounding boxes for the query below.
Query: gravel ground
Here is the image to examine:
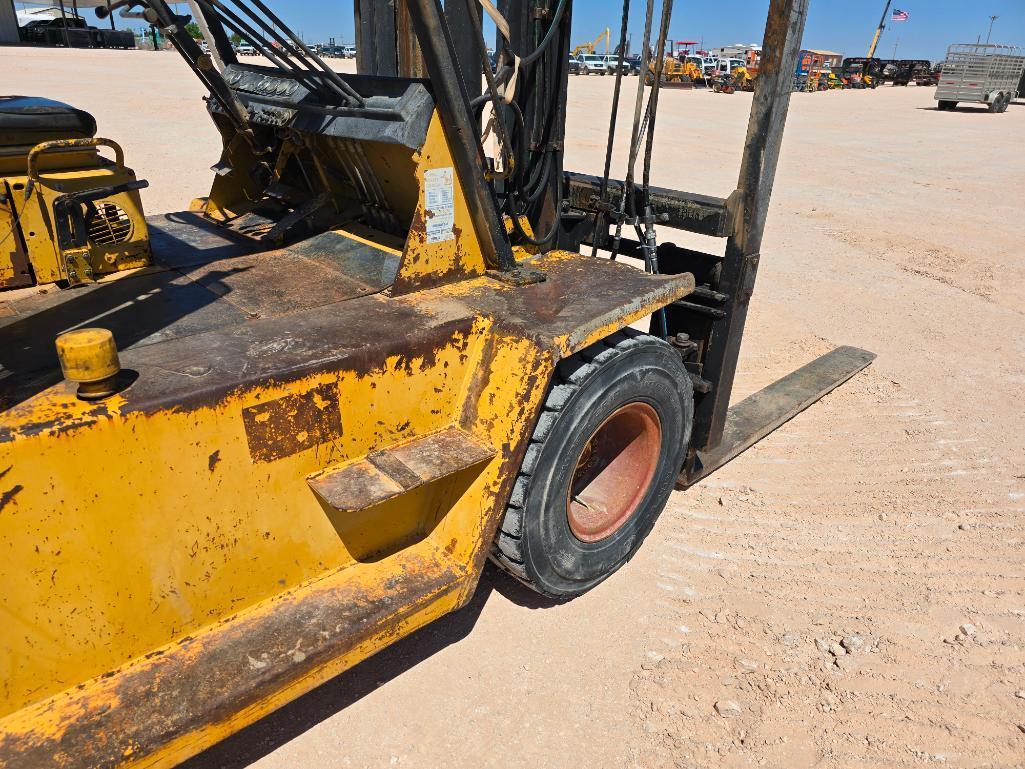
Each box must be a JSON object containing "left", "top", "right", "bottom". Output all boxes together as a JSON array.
[{"left": 5, "top": 47, "right": 1025, "bottom": 769}]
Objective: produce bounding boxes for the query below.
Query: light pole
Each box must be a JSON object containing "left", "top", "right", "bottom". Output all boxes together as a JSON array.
[{"left": 986, "top": 15, "right": 997, "bottom": 44}]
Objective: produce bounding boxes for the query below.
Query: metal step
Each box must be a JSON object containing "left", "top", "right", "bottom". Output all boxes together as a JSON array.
[
  {"left": 309, "top": 427, "right": 495, "bottom": 513},
  {"left": 680, "top": 346, "right": 876, "bottom": 488}
]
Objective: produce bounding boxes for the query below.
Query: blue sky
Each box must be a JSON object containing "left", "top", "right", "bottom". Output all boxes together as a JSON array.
[{"left": 46, "top": 0, "right": 1025, "bottom": 62}]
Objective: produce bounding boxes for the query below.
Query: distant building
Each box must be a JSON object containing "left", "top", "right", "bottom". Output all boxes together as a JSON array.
[
  {"left": 805, "top": 49, "right": 843, "bottom": 70},
  {"left": 710, "top": 43, "right": 761, "bottom": 59}
]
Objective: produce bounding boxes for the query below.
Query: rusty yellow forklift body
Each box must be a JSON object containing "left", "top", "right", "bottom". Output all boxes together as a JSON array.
[
  {"left": 0, "top": 0, "right": 870, "bottom": 767},
  {"left": 0, "top": 112, "right": 689, "bottom": 769}
]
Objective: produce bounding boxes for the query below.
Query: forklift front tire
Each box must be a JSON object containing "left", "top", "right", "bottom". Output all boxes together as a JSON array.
[{"left": 490, "top": 329, "right": 693, "bottom": 598}]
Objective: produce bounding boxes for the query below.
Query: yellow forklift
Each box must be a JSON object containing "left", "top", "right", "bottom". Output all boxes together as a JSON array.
[{"left": 0, "top": 1, "right": 871, "bottom": 767}]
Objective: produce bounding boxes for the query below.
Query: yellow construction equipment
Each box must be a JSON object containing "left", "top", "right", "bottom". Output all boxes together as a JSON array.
[
  {"left": 0, "top": 1, "right": 871, "bottom": 767},
  {"left": 867, "top": 0, "right": 892, "bottom": 61},
  {"left": 0, "top": 97, "right": 150, "bottom": 290},
  {"left": 646, "top": 54, "right": 703, "bottom": 87},
  {"left": 732, "top": 65, "right": 756, "bottom": 91},
  {"left": 572, "top": 26, "right": 610, "bottom": 57}
]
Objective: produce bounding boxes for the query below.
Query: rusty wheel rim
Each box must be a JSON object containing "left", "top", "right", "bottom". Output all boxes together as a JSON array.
[{"left": 567, "top": 402, "right": 662, "bottom": 543}]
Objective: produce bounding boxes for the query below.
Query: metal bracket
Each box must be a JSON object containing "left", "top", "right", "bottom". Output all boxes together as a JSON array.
[{"left": 738, "top": 252, "right": 760, "bottom": 302}]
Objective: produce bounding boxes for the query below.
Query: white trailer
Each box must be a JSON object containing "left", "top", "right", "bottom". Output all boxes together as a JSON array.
[{"left": 935, "top": 43, "right": 1025, "bottom": 113}]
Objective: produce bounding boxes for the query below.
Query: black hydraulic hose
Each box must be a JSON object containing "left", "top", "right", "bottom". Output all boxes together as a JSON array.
[
  {"left": 461, "top": 0, "right": 517, "bottom": 183},
  {"left": 503, "top": 97, "right": 528, "bottom": 190},
  {"left": 521, "top": 57, "right": 563, "bottom": 202},
  {"left": 469, "top": 66, "right": 514, "bottom": 108},
  {"left": 509, "top": 166, "right": 560, "bottom": 247},
  {"left": 643, "top": 0, "right": 674, "bottom": 191},
  {"left": 602, "top": 0, "right": 631, "bottom": 187},
  {"left": 519, "top": 0, "right": 568, "bottom": 66},
  {"left": 624, "top": 0, "right": 655, "bottom": 211},
  {"left": 608, "top": 0, "right": 655, "bottom": 261},
  {"left": 638, "top": 0, "right": 675, "bottom": 339},
  {"left": 592, "top": 0, "right": 631, "bottom": 256},
  {"left": 499, "top": 0, "right": 569, "bottom": 248},
  {"left": 524, "top": 152, "right": 554, "bottom": 204},
  {"left": 471, "top": 78, "right": 532, "bottom": 207}
]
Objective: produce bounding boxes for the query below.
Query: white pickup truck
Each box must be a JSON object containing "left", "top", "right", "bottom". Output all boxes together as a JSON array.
[{"left": 576, "top": 54, "right": 608, "bottom": 75}]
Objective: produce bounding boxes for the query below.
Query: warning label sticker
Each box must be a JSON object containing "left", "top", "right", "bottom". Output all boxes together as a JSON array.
[{"left": 424, "top": 167, "right": 455, "bottom": 244}]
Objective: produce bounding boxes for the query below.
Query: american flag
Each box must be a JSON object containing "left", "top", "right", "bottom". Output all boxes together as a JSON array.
[{"left": 891, "top": 9, "right": 910, "bottom": 22}]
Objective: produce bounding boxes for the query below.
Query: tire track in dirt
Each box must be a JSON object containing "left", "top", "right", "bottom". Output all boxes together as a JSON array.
[{"left": 627, "top": 369, "right": 1025, "bottom": 769}]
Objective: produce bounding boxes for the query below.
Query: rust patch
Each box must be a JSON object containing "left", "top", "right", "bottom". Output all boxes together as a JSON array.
[
  {"left": 0, "top": 484, "right": 23, "bottom": 513},
  {"left": 242, "top": 383, "right": 342, "bottom": 463},
  {"left": 208, "top": 450, "right": 221, "bottom": 472}
]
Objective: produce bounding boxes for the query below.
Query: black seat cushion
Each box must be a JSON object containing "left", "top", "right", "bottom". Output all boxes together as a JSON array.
[{"left": 0, "top": 96, "right": 97, "bottom": 146}]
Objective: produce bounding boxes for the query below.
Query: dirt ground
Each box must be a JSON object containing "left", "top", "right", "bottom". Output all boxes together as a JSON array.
[{"left": 6, "top": 48, "right": 1025, "bottom": 768}]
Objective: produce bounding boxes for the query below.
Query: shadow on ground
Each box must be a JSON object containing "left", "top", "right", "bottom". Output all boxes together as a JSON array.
[
  {"left": 915, "top": 104, "right": 1019, "bottom": 113},
  {"left": 181, "top": 563, "right": 559, "bottom": 769}
]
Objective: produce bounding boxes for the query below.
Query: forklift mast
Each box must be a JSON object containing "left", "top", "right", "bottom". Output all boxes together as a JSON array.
[{"left": 356, "top": 0, "right": 856, "bottom": 479}]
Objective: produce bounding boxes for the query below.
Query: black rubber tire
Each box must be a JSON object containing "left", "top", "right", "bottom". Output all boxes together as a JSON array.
[
  {"left": 489, "top": 329, "right": 693, "bottom": 598},
  {"left": 938, "top": 100, "right": 956, "bottom": 111}
]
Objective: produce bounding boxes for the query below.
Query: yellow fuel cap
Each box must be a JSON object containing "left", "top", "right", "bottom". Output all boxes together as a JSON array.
[{"left": 55, "top": 328, "right": 121, "bottom": 399}]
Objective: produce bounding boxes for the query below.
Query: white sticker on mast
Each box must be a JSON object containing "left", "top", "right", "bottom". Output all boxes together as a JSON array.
[{"left": 424, "top": 167, "right": 456, "bottom": 244}]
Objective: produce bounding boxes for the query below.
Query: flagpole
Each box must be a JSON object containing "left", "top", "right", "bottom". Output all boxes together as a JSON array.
[{"left": 892, "top": 34, "right": 899, "bottom": 59}]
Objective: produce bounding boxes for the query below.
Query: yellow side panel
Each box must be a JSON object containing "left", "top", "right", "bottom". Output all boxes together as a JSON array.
[{"left": 0, "top": 324, "right": 483, "bottom": 718}]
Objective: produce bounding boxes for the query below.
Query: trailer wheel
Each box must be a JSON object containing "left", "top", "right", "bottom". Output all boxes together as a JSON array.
[
  {"left": 988, "top": 96, "right": 1003, "bottom": 113},
  {"left": 938, "top": 100, "right": 956, "bottom": 111},
  {"left": 997, "top": 95, "right": 1010, "bottom": 113},
  {"left": 490, "top": 329, "right": 693, "bottom": 598}
]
